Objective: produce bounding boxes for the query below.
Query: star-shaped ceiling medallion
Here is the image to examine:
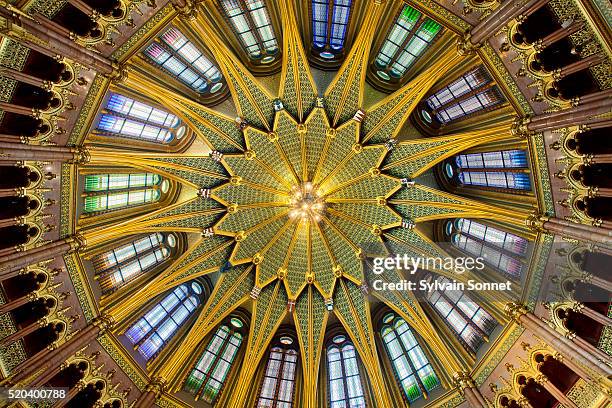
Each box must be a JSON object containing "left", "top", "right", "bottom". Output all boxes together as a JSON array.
[{"left": 213, "top": 105, "right": 401, "bottom": 300}]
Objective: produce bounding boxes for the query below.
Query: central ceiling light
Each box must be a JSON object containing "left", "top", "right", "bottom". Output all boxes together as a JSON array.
[{"left": 288, "top": 182, "right": 325, "bottom": 223}]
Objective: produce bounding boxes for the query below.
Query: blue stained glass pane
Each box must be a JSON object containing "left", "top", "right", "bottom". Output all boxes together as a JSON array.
[
  {"left": 139, "top": 333, "right": 164, "bottom": 359},
  {"left": 330, "top": 0, "right": 352, "bottom": 50},
  {"left": 125, "top": 318, "right": 153, "bottom": 344},
  {"left": 312, "top": 0, "right": 328, "bottom": 48}
]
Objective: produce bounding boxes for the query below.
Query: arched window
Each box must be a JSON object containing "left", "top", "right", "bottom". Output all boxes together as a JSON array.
[
  {"left": 380, "top": 313, "right": 439, "bottom": 403},
  {"left": 92, "top": 233, "right": 177, "bottom": 294},
  {"left": 184, "top": 317, "right": 246, "bottom": 403},
  {"left": 447, "top": 218, "right": 528, "bottom": 279},
  {"left": 125, "top": 282, "right": 203, "bottom": 360},
  {"left": 144, "top": 27, "right": 224, "bottom": 94},
  {"left": 219, "top": 0, "right": 279, "bottom": 63},
  {"left": 96, "top": 93, "right": 186, "bottom": 144},
  {"left": 374, "top": 5, "right": 442, "bottom": 82},
  {"left": 327, "top": 334, "right": 367, "bottom": 408},
  {"left": 425, "top": 276, "right": 496, "bottom": 351},
  {"left": 447, "top": 149, "right": 532, "bottom": 191},
  {"left": 256, "top": 336, "right": 298, "bottom": 407},
  {"left": 82, "top": 173, "right": 167, "bottom": 214},
  {"left": 422, "top": 66, "right": 504, "bottom": 125},
  {"left": 312, "top": 0, "right": 353, "bottom": 59}
]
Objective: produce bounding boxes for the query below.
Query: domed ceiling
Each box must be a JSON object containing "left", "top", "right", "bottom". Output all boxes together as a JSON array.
[{"left": 15, "top": 0, "right": 580, "bottom": 406}]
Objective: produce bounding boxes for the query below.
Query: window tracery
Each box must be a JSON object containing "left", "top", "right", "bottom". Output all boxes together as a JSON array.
[
  {"left": 380, "top": 313, "right": 440, "bottom": 402},
  {"left": 82, "top": 173, "right": 166, "bottom": 214},
  {"left": 184, "top": 317, "right": 246, "bottom": 403},
  {"left": 311, "top": 0, "right": 353, "bottom": 60},
  {"left": 374, "top": 5, "right": 442, "bottom": 82},
  {"left": 92, "top": 233, "right": 176, "bottom": 294},
  {"left": 425, "top": 276, "right": 497, "bottom": 351},
  {"left": 256, "top": 336, "right": 298, "bottom": 407},
  {"left": 446, "top": 218, "right": 528, "bottom": 279},
  {"left": 219, "top": 0, "right": 279, "bottom": 64},
  {"left": 144, "top": 28, "right": 224, "bottom": 94},
  {"left": 125, "top": 282, "right": 203, "bottom": 360},
  {"left": 326, "top": 334, "right": 367, "bottom": 408},
  {"left": 445, "top": 149, "right": 532, "bottom": 191},
  {"left": 96, "top": 93, "right": 186, "bottom": 144},
  {"left": 422, "top": 66, "right": 504, "bottom": 125}
]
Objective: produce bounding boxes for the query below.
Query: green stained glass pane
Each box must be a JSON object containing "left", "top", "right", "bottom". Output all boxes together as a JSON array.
[
  {"left": 84, "top": 175, "right": 108, "bottom": 192},
  {"left": 184, "top": 374, "right": 205, "bottom": 394},
  {"left": 400, "top": 5, "right": 421, "bottom": 24},
  {"left": 422, "top": 19, "right": 442, "bottom": 37},
  {"left": 402, "top": 375, "right": 422, "bottom": 402},
  {"left": 84, "top": 196, "right": 105, "bottom": 212}
]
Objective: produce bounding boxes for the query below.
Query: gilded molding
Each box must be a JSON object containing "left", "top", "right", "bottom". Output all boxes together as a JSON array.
[
  {"left": 63, "top": 253, "right": 98, "bottom": 322},
  {"left": 111, "top": 3, "right": 176, "bottom": 61},
  {"left": 474, "top": 324, "right": 525, "bottom": 386},
  {"left": 68, "top": 74, "right": 110, "bottom": 146},
  {"left": 97, "top": 334, "right": 148, "bottom": 391},
  {"left": 479, "top": 43, "right": 533, "bottom": 116}
]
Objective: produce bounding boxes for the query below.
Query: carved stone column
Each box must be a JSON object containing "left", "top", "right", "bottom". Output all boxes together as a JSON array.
[
  {"left": 505, "top": 303, "right": 612, "bottom": 379},
  {"left": 8, "top": 315, "right": 114, "bottom": 385},
  {"left": 512, "top": 90, "right": 612, "bottom": 134},
  {"left": 453, "top": 372, "right": 490, "bottom": 407},
  {"left": 528, "top": 214, "right": 612, "bottom": 245},
  {"left": 134, "top": 378, "right": 165, "bottom": 408},
  {"left": 0, "top": 6, "right": 117, "bottom": 76},
  {"left": 0, "top": 292, "right": 37, "bottom": 314},
  {"left": 0, "top": 143, "right": 90, "bottom": 163},
  {"left": 555, "top": 53, "right": 607, "bottom": 80},
  {"left": 0, "top": 67, "right": 49, "bottom": 89},
  {"left": 0, "top": 234, "right": 86, "bottom": 278},
  {"left": 536, "top": 374, "right": 580, "bottom": 408},
  {"left": 461, "top": 0, "right": 550, "bottom": 52},
  {"left": 0, "top": 102, "right": 36, "bottom": 116}
]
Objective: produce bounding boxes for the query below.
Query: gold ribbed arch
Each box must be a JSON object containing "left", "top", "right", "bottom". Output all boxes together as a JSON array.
[{"left": 76, "top": 0, "right": 538, "bottom": 404}]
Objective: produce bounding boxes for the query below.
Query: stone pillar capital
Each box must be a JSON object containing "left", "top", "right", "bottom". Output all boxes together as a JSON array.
[
  {"left": 525, "top": 212, "right": 549, "bottom": 233},
  {"left": 511, "top": 116, "right": 533, "bottom": 138},
  {"left": 452, "top": 371, "right": 476, "bottom": 391},
  {"left": 505, "top": 302, "right": 529, "bottom": 323},
  {"left": 146, "top": 376, "right": 166, "bottom": 397},
  {"left": 92, "top": 313, "right": 115, "bottom": 334},
  {"left": 456, "top": 33, "right": 479, "bottom": 56}
]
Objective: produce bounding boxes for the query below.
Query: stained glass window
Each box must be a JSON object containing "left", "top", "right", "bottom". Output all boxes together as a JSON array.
[
  {"left": 381, "top": 314, "right": 439, "bottom": 403},
  {"left": 83, "top": 173, "right": 163, "bottom": 214},
  {"left": 220, "top": 0, "right": 279, "bottom": 62},
  {"left": 312, "top": 0, "right": 353, "bottom": 58},
  {"left": 458, "top": 171, "right": 531, "bottom": 190},
  {"left": 97, "top": 93, "right": 183, "bottom": 144},
  {"left": 184, "top": 320, "right": 244, "bottom": 403},
  {"left": 423, "top": 65, "right": 506, "bottom": 125},
  {"left": 84, "top": 173, "right": 161, "bottom": 192},
  {"left": 256, "top": 342, "right": 298, "bottom": 407},
  {"left": 106, "top": 94, "right": 179, "bottom": 128},
  {"left": 327, "top": 336, "right": 366, "bottom": 408},
  {"left": 125, "top": 282, "right": 202, "bottom": 360},
  {"left": 144, "top": 28, "right": 224, "bottom": 94},
  {"left": 455, "top": 150, "right": 528, "bottom": 169},
  {"left": 426, "top": 66, "right": 491, "bottom": 110},
  {"left": 435, "top": 87, "right": 503, "bottom": 124},
  {"left": 426, "top": 276, "right": 496, "bottom": 351},
  {"left": 449, "top": 219, "right": 528, "bottom": 279},
  {"left": 375, "top": 6, "right": 442, "bottom": 80},
  {"left": 92, "top": 233, "right": 173, "bottom": 293},
  {"left": 452, "top": 149, "right": 531, "bottom": 191}
]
